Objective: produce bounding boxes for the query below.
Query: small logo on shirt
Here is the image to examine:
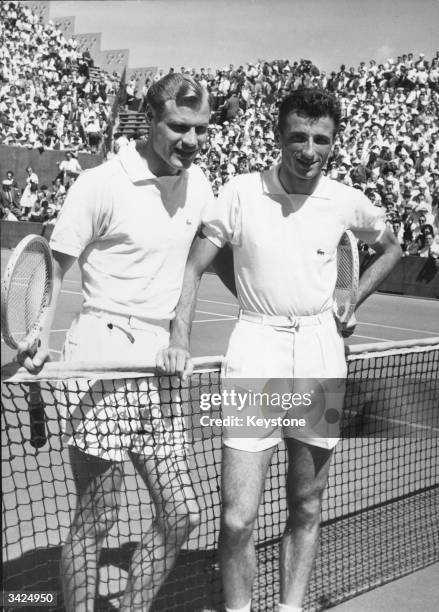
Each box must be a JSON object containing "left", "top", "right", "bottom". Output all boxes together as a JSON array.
[
  {"left": 317, "top": 249, "right": 325, "bottom": 255},
  {"left": 186, "top": 219, "right": 192, "bottom": 225}
]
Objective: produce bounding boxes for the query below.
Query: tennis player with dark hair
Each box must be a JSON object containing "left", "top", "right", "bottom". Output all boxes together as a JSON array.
[
  {"left": 158, "top": 89, "right": 401, "bottom": 612},
  {"left": 18, "top": 73, "right": 213, "bottom": 612}
]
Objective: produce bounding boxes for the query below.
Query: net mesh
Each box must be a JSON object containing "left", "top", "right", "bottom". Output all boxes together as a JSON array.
[
  {"left": 2, "top": 241, "right": 52, "bottom": 347},
  {"left": 1, "top": 339, "right": 438, "bottom": 612}
]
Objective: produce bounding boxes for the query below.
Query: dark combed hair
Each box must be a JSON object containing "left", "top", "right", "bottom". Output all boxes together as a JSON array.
[
  {"left": 146, "top": 73, "right": 207, "bottom": 118},
  {"left": 277, "top": 88, "right": 342, "bottom": 135}
]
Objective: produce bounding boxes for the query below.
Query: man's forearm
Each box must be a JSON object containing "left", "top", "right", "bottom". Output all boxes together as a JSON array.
[
  {"left": 169, "top": 267, "right": 201, "bottom": 351},
  {"left": 168, "top": 235, "right": 221, "bottom": 352},
  {"left": 356, "top": 243, "right": 402, "bottom": 308}
]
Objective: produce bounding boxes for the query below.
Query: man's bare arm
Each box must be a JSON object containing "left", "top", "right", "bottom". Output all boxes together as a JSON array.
[
  {"left": 356, "top": 228, "right": 402, "bottom": 308},
  {"left": 156, "top": 234, "right": 221, "bottom": 378},
  {"left": 339, "top": 229, "right": 401, "bottom": 338}
]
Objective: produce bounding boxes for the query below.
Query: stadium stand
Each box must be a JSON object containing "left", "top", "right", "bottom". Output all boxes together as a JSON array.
[
  {"left": 116, "top": 109, "right": 148, "bottom": 138},
  {"left": 0, "top": 1, "right": 438, "bottom": 261},
  {"left": 0, "top": 1, "right": 120, "bottom": 154}
]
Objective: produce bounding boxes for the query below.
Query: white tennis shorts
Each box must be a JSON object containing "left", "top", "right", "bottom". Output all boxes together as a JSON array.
[
  {"left": 221, "top": 309, "right": 347, "bottom": 452},
  {"left": 59, "top": 310, "right": 185, "bottom": 462}
]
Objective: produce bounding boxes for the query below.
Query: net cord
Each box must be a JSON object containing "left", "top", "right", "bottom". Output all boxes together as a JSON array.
[{"left": 2, "top": 337, "right": 438, "bottom": 383}]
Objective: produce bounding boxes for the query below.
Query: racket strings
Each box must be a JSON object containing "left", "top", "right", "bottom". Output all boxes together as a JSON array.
[
  {"left": 334, "top": 238, "right": 357, "bottom": 320},
  {"left": 336, "top": 247, "right": 354, "bottom": 288},
  {"left": 7, "top": 247, "right": 51, "bottom": 344}
]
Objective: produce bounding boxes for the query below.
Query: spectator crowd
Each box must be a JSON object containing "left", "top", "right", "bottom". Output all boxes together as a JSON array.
[
  {"left": 1, "top": 1, "right": 438, "bottom": 260},
  {"left": 120, "top": 53, "right": 439, "bottom": 258},
  {"left": 0, "top": 1, "right": 120, "bottom": 153},
  {"left": 1, "top": 151, "right": 82, "bottom": 225}
]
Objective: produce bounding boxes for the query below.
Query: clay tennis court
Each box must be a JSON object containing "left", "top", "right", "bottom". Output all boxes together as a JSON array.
[
  {"left": 1, "top": 250, "right": 438, "bottom": 611},
  {"left": 1, "top": 252, "right": 439, "bottom": 365}
]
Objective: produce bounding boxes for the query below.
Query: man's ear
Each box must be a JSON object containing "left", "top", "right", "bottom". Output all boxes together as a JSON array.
[{"left": 145, "top": 104, "right": 154, "bottom": 123}]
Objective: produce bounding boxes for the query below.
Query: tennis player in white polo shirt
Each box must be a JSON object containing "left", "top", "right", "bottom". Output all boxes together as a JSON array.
[
  {"left": 18, "top": 74, "right": 213, "bottom": 612},
  {"left": 158, "top": 89, "right": 401, "bottom": 612}
]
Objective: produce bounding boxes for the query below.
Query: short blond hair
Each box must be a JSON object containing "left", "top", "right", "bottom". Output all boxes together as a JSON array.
[{"left": 146, "top": 73, "right": 208, "bottom": 119}]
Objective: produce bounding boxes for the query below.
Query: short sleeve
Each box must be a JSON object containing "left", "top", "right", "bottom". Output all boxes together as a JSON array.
[
  {"left": 49, "top": 170, "right": 105, "bottom": 257},
  {"left": 197, "top": 170, "right": 216, "bottom": 226},
  {"left": 348, "top": 190, "right": 387, "bottom": 245},
  {"left": 201, "top": 178, "right": 242, "bottom": 248}
]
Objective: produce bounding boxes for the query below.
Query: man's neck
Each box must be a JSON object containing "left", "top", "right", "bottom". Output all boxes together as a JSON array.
[
  {"left": 136, "top": 140, "right": 179, "bottom": 178},
  {"left": 278, "top": 165, "right": 322, "bottom": 196}
]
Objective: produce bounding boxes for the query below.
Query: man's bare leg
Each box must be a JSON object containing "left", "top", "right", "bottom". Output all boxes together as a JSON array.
[
  {"left": 119, "top": 451, "right": 200, "bottom": 611},
  {"left": 61, "top": 447, "right": 123, "bottom": 612},
  {"left": 219, "top": 445, "right": 275, "bottom": 610},
  {"left": 279, "top": 439, "right": 333, "bottom": 608}
]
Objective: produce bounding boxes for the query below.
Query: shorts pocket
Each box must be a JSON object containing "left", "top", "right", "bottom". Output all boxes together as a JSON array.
[
  {"left": 62, "top": 315, "right": 114, "bottom": 361},
  {"left": 223, "top": 322, "right": 254, "bottom": 377}
]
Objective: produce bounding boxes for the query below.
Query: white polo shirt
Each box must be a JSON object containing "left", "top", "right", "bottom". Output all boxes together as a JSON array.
[
  {"left": 50, "top": 141, "right": 214, "bottom": 320},
  {"left": 202, "top": 164, "right": 385, "bottom": 317}
]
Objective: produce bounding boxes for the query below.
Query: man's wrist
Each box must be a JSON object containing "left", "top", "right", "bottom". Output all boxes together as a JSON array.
[{"left": 168, "top": 339, "right": 190, "bottom": 352}]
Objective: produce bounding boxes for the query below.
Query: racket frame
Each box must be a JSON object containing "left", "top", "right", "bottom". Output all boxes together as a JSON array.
[
  {"left": 1, "top": 234, "right": 54, "bottom": 349},
  {"left": 1, "top": 235, "right": 53, "bottom": 449},
  {"left": 334, "top": 229, "right": 360, "bottom": 325}
]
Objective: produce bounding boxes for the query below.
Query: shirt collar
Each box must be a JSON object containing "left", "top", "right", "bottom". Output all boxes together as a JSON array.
[
  {"left": 118, "top": 141, "right": 187, "bottom": 184},
  {"left": 118, "top": 141, "right": 156, "bottom": 183},
  {"left": 261, "top": 164, "right": 331, "bottom": 200}
]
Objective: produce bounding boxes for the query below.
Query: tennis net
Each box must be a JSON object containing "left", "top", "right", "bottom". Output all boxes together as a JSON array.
[{"left": 1, "top": 337, "right": 438, "bottom": 611}]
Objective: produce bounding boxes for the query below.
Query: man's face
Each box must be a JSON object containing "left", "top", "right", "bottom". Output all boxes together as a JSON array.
[
  {"left": 278, "top": 112, "right": 335, "bottom": 189},
  {"left": 149, "top": 96, "right": 210, "bottom": 175}
]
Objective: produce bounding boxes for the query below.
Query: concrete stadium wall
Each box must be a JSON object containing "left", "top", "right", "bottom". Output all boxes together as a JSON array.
[
  {"left": 0, "top": 146, "right": 103, "bottom": 188},
  {"left": 72, "top": 32, "right": 102, "bottom": 64},
  {"left": 52, "top": 16, "right": 75, "bottom": 39},
  {"left": 2, "top": 222, "right": 438, "bottom": 299},
  {"left": 22, "top": 1, "right": 49, "bottom": 23},
  {"left": 360, "top": 253, "right": 439, "bottom": 298},
  {"left": 1, "top": 221, "right": 53, "bottom": 249}
]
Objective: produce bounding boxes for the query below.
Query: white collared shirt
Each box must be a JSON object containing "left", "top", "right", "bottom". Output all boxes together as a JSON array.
[
  {"left": 50, "top": 141, "right": 214, "bottom": 319},
  {"left": 202, "top": 164, "right": 385, "bottom": 317}
]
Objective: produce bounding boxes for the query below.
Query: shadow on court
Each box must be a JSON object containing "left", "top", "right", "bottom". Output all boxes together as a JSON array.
[{"left": 2, "top": 544, "right": 221, "bottom": 612}]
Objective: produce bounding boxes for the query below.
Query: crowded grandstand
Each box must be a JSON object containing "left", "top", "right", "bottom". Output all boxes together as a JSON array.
[{"left": 0, "top": 0, "right": 438, "bottom": 259}]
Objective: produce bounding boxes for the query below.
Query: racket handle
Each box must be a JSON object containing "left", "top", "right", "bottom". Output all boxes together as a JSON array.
[{"left": 27, "top": 382, "right": 47, "bottom": 449}]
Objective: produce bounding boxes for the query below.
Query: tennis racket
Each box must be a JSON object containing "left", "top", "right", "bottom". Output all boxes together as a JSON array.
[
  {"left": 334, "top": 230, "right": 360, "bottom": 328},
  {"left": 1, "top": 234, "right": 54, "bottom": 448}
]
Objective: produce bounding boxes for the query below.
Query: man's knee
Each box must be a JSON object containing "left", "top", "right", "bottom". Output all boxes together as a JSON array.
[
  {"left": 181, "top": 502, "right": 201, "bottom": 533},
  {"left": 156, "top": 501, "right": 201, "bottom": 538},
  {"left": 288, "top": 489, "right": 324, "bottom": 530},
  {"left": 94, "top": 507, "right": 119, "bottom": 537},
  {"left": 187, "top": 505, "right": 201, "bottom": 532},
  {"left": 73, "top": 490, "right": 121, "bottom": 539},
  {"left": 221, "top": 506, "right": 256, "bottom": 544}
]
